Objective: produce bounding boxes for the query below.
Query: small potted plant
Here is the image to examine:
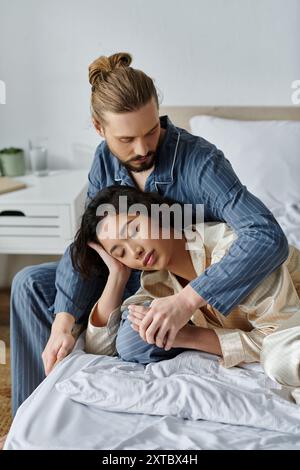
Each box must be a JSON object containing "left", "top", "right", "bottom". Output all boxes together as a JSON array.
[{"left": 0, "top": 147, "right": 26, "bottom": 177}]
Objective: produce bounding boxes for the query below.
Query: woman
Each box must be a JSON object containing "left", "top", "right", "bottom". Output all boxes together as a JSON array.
[{"left": 71, "top": 185, "right": 300, "bottom": 402}]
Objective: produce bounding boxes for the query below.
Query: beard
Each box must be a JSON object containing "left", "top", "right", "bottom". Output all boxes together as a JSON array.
[{"left": 121, "top": 152, "right": 156, "bottom": 173}]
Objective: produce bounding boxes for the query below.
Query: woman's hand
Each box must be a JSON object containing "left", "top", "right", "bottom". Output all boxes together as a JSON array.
[{"left": 88, "top": 242, "right": 131, "bottom": 281}]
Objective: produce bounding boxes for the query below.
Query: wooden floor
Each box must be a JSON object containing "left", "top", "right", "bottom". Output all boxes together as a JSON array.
[
  {"left": 0, "top": 288, "right": 10, "bottom": 325},
  {"left": 0, "top": 288, "right": 12, "bottom": 436}
]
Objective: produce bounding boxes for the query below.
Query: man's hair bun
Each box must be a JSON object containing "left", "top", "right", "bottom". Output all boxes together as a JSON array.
[{"left": 89, "top": 52, "right": 132, "bottom": 87}]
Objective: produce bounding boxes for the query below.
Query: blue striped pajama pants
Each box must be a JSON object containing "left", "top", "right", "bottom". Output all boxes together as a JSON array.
[
  {"left": 11, "top": 262, "right": 66, "bottom": 416},
  {"left": 10, "top": 263, "right": 186, "bottom": 415}
]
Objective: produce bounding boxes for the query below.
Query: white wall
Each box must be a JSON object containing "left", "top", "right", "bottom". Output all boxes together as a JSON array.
[
  {"left": 0, "top": 0, "right": 299, "bottom": 170},
  {"left": 0, "top": 0, "right": 299, "bottom": 286}
]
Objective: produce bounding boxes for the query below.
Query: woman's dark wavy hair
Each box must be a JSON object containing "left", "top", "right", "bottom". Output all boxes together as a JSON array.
[{"left": 71, "top": 185, "right": 183, "bottom": 279}]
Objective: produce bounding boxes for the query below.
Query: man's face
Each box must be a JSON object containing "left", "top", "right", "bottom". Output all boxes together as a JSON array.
[{"left": 94, "top": 97, "right": 163, "bottom": 173}]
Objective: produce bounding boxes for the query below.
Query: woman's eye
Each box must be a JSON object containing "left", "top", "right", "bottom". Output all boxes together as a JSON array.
[{"left": 115, "top": 250, "right": 125, "bottom": 258}]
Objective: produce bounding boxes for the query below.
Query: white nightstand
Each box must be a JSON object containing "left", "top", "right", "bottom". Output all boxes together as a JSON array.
[{"left": 0, "top": 170, "right": 88, "bottom": 254}]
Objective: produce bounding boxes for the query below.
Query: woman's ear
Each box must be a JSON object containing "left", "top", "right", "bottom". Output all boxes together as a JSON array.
[{"left": 92, "top": 118, "right": 105, "bottom": 138}]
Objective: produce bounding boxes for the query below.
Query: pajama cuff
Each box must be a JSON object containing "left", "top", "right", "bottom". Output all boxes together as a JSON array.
[
  {"left": 189, "top": 278, "right": 232, "bottom": 316},
  {"left": 84, "top": 302, "right": 122, "bottom": 356},
  {"left": 53, "top": 293, "right": 88, "bottom": 321},
  {"left": 213, "top": 327, "right": 246, "bottom": 368}
]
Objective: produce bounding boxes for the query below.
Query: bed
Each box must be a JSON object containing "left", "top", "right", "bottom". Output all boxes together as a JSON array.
[{"left": 4, "top": 106, "right": 300, "bottom": 450}]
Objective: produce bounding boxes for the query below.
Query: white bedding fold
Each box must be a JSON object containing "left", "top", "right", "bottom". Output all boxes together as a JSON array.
[{"left": 56, "top": 351, "right": 300, "bottom": 434}]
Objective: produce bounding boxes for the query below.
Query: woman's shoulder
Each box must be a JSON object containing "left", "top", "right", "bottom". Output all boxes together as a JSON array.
[
  {"left": 184, "top": 221, "right": 237, "bottom": 253},
  {"left": 184, "top": 221, "right": 234, "bottom": 240}
]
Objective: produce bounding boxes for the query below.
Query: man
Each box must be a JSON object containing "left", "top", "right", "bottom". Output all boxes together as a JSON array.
[{"left": 9, "top": 52, "right": 288, "bottom": 424}]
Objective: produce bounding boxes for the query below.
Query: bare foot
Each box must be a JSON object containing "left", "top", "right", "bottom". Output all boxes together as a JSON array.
[{"left": 0, "top": 434, "right": 7, "bottom": 450}]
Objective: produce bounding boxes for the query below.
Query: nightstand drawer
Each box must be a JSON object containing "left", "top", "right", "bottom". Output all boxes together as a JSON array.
[
  {"left": 0, "top": 203, "right": 74, "bottom": 254},
  {"left": 0, "top": 170, "right": 87, "bottom": 254}
]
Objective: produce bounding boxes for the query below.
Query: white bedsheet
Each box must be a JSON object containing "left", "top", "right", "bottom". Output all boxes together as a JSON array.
[
  {"left": 273, "top": 203, "right": 300, "bottom": 250},
  {"left": 5, "top": 335, "right": 300, "bottom": 450},
  {"left": 56, "top": 350, "right": 300, "bottom": 435}
]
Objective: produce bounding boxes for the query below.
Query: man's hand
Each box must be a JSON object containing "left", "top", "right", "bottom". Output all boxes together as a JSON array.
[
  {"left": 127, "top": 285, "right": 206, "bottom": 350},
  {"left": 42, "top": 312, "right": 76, "bottom": 376},
  {"left": 130, "top": 313, "right": 193, "bottom": 345}
]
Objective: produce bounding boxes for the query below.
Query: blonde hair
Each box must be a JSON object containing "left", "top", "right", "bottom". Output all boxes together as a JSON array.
[{"left": 88, "top": 52, "right": 159, "bottom": 127}]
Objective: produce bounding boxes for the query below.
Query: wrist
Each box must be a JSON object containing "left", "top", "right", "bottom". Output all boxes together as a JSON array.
[
  {"left": 108, "top": 271, "right": 130, "bottom": 284},
  {"left": 173, "top": 323, "right": 195, "bottom": 349},
  {"left": 178, "top": 284, "right": 207, "bottom": 314},
  {"left": 52, "top": 312, "right": 75, "bottom": 334}
]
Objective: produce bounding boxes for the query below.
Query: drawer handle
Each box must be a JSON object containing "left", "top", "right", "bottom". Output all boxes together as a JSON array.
[{"left": 0, "top": 210, "right": 25, "bottom": 216}]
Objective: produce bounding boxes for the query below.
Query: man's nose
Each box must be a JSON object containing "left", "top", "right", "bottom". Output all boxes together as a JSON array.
[{"left": 134, "top": 139, "right": 149, "bottom": 157}]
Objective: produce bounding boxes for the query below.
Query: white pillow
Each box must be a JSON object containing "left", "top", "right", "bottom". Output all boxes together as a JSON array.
[{"left": 189, "top": 115, "right": 300, "bottom": 211}]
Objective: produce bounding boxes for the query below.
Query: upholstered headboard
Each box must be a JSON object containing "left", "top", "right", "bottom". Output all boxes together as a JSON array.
[{"left": 159, "top": 106, "right": 300, "bottom": 131}]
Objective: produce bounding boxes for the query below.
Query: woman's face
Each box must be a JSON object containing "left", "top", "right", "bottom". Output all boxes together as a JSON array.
[{"left": 97, "top": 212, "right": 174, "bottom": 270}]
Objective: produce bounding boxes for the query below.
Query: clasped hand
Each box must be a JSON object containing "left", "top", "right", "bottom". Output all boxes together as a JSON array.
[{"left": 127, "top": 293, "right": 194, "bottom": 350}]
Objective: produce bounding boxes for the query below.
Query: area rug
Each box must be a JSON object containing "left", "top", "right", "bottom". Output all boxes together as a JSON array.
[{"left": 0, "top": 324, "right": 12, "bottom": 435}]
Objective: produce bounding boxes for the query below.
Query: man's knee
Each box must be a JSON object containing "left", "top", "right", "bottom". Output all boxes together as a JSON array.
[
  {"left": 116, "top": 319, "right": 150, "bottom": 363},
  {"left": 11, "top": 263, "right": 58, "bottom": 297},
  {"left": 11, "top": 263, "right": 58, "bottom": 323},
  {"left": 12, "top": 265, "right": 39, "bottom": 299},
  {"left": 116, "top": 317, "right": 185, "bottom": 365}
]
